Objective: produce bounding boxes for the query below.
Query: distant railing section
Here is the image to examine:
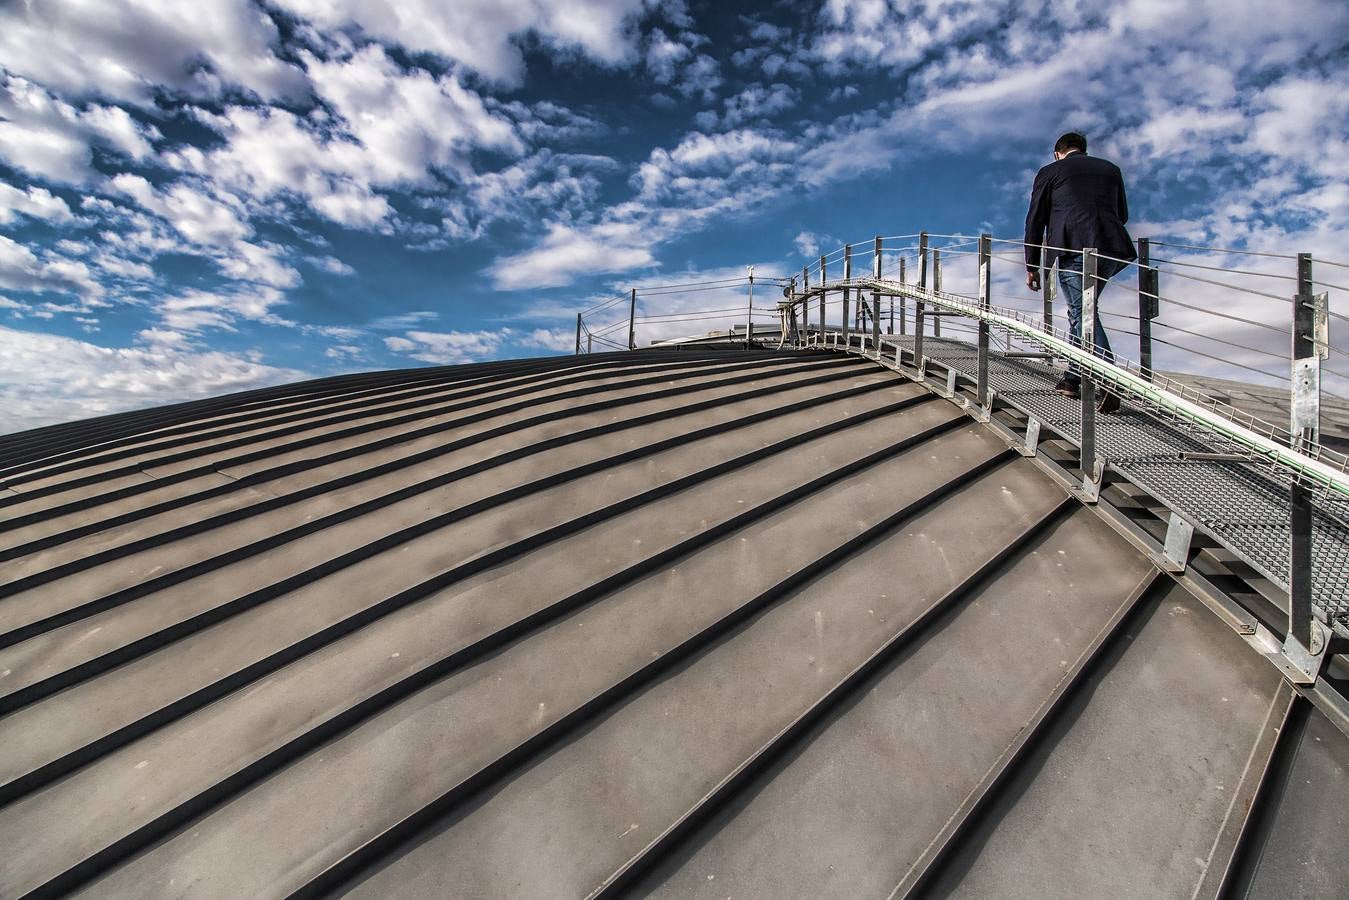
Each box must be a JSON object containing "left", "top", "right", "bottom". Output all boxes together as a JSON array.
[{"left": 574, "top": 277, "right": 789, "bottom": 354}]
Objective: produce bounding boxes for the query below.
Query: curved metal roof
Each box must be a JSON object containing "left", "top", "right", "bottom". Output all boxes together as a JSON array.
[{"left": 0, "top": 347, "right": 1344, "bottom": 898}]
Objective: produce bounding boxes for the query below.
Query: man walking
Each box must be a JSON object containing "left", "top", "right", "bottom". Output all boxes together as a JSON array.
[{"left": 1024, "top": 132, "right": 1135, "bottom": 413}]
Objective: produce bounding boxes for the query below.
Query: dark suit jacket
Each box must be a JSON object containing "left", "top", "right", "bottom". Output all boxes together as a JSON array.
[{"left": 1023, "top": 151, "right": 1135, "bottom": 270}]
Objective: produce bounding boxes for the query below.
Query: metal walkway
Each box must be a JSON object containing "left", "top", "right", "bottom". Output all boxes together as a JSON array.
[{"left": 846, "top": 335, "right": 1349, "bottom": 637}]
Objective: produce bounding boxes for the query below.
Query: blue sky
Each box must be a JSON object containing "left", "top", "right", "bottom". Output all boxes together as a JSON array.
[{"left": 1, "top": 0, "right": 1347, "bottom": 430}]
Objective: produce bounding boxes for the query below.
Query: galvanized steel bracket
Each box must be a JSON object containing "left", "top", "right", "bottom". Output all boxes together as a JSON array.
[
  {"left": 1021, "top": 416, "right": 1041, "bottom": 458},
  {"left": 1314, "top": 291, "right": 1329, "bottom": 360},
  {"left": 1292, "top": 357, "right": 1320, "bottom": 436},
  {"left": 1151, "top": 512, "right": 1194, "bottom": 573},
  {"left": 1073, "top": 458, "right": 1104, "bottom": 504},
  {"left": 972, "top": 388, "right": 994, "bottom": 424},
  {"left": 1279, "top": 619, "right": 1330, "bottom": 685}
]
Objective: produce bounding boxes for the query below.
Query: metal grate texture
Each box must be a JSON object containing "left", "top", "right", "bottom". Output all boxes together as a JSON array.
[{"left": 889, "top": 335, "right": 1349, "bottom": 634}]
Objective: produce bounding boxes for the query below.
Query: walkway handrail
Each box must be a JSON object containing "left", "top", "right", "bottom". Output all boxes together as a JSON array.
[
  {"left": 801, "top": 275, "right": 1349, "bottom": 501},
  {"left": 779, "top": 228, "right": 1343, "bottom": 496}
]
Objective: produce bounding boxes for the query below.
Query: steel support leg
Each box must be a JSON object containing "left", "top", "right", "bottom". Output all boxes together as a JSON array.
[
  {"left": 932, "top": 248, "right": 942, "bottom": 338},
  {"left": 1138, "top": 237, "right": 1158, "bottom": 381},
  {"left": 915, "top": 232, "right": 928, "bottom": 368},
  {"left": 842, "top": 245, "right": 851, "bottom": 348},
  {"left": 1282, "top": 250, "right": 1327, "bottom": 683},
  {"left": 977, "top": 233, "right": 991, "bottom": 406}
]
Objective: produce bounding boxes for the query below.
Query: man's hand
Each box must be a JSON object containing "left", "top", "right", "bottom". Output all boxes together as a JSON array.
[{"left": 1026, "top": 270, "right": 1041, "bottom": 292}]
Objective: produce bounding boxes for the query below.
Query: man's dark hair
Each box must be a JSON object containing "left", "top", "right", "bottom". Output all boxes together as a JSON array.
[{"left": 1054, "top": 132, "right": 1087, "bottom": 154}]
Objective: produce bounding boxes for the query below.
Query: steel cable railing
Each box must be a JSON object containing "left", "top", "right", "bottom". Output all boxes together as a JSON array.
[
  {"left": 782, "top": 233, "right": 1345, "bottom": 482},
  {"left": 564, "top": 232, "right": 1342, "bottom": 492}
]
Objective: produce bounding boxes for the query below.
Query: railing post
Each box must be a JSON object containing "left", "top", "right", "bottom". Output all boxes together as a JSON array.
[
  {"left": 627, "top": 288, "right": 636, "bottom": 351},
  {"left": 873, "top": 235, "right": 883, "bottom": 349},
  {"left": 802, "top": 265, "right": 810, "bottom": 343},
  {"left": 1138, "top": 237, "right": 1158, "bottom": 380},
  {"left": 915, "top": 231, "right": 928, "bottom": 368},
  {"left": 1041, "top": 244, "right": 1054, "bottom": 334},
  {"left": 931, "top": 248, "right": 942, "bottom": 338},
  {"left": 575, "top": 312, "right": 582, "bottom": 355},
  {"left": 842, "top": 245, "right": 852, "bottom": 348},
  {"left": 977, "top": 233, "right": 991, "bottom": 406},
  {"left": 745, "top": 267, "right": 754, "bottom": 349},
  {"left": 1080, "top": 248, "right": 1098, "bottom": 472},
  {"left": 819, "top": 255, "right": 827, "bottom": 339},
  {"left": 1291, "top": 252, "right": 1319, "bottom": 449},
  {"left": 898, "top": 257, "right": 907, "bottom": 335},
  {"left": 1285, "top": 250, "right": 1321, "bottom": 676}
]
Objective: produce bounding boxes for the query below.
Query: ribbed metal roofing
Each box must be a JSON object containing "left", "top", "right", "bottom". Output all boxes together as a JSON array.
[{"left": 0, "top": 347, "right": 1344, "bottom": 898}]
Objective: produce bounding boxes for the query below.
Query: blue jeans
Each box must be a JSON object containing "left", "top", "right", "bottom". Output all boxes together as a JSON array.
[{"left": 1058, "top": 257, "right": 1127, "bottom": 385}]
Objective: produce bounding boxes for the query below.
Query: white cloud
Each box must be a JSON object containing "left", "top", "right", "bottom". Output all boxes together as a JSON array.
[
  {"left": 305, "top": 323, "right": 365, "bottom": 341},
  {"left": 369, "top": 311, "right": 438, "bottom": 331},
  {"left": 383, "top": 328, "right": 507, "bottom": 364},
  {"left": 516, "top": 328, "right": 576, "bottom": 352},
  {"left": 301, "top": 45, "right": 523, "bottom": 183},
  {"left": 161, "top": 45, "right": 528, "bottom": 241},
  {"left": 643, "top": 27, "right": 721, "bottom": 100},
  {"left": 80, "top": 105, "right": 161, "bottom": 159},
  {"left": 492, "top": 221, "right": 655, "bottom": 290},
  {"left": 0, "top": 76, "right": 98, "bottom": 184},
  {"left": 324, "top": 343, "right": 365, "bottom": 361},
  {"left": 307, "top": 255, "right": 356, "bottom": 276},
  {"left": 676, "top": 53, "right": 722, "bottom": 101},
  {"left": 495, "top": 125, "right": 798, "bottom": 291},
  {"left": 215, "top": 241, "right": 302, "bottom": 289},
  {"left": 138, "top": 328, "right": 190, "bottom": 347},
  {"left": 794, "top": 232, "right": 820, "bottom": 257},
  {"left": 0, "top": 235, "right": 102, "bottom": 299},
  {"left": 697, "top": 82, "right": 797, "bottom": 130},
  {"left": 109, "top": 174, "right": 250, "bottom": 246},
  {"left": 156, "top": 286, "right": 292, "bottom": 333},
  {"left": 0, "top": 325, "right": 307, "bottom": 432},
  {"left": 273, "top": 0, "right": 650, "bottom": 85},
  {"left": 646, "top": 29, "right": 693, "bottom": 84},
  {"left": 0, "top": 75, "right": 165, "bottom": 185},
  {"left": 0, "top": 183, "right": 77, "bottom": 225},
  {"left": 667, "top": 128, "right": 786, "bottom": 169},
  {"left": 0, "top": 0, "right": 307, "bottom": 105}
]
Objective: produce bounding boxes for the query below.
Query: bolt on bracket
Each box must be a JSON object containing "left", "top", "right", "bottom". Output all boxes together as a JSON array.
[
  {"left": 1279, "top": 619, "right": 1330, "bottom": 685},
  {"left": 1074, "top": 457, "right": 1105, "bottom": 504}
]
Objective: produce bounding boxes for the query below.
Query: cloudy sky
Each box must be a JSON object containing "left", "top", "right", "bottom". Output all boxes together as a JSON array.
[{"left": 1, "top": 0, "right": 1347, "bottom": 431}]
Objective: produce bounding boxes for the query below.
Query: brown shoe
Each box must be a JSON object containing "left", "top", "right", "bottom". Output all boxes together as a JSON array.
[{"left": 1096, "top": 390, "right": 1121, "bottom": 414}]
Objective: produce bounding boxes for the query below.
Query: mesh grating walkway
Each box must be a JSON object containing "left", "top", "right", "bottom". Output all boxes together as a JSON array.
[{"left": 886, "top": 335, "right": 1349, "bottom": 635}]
